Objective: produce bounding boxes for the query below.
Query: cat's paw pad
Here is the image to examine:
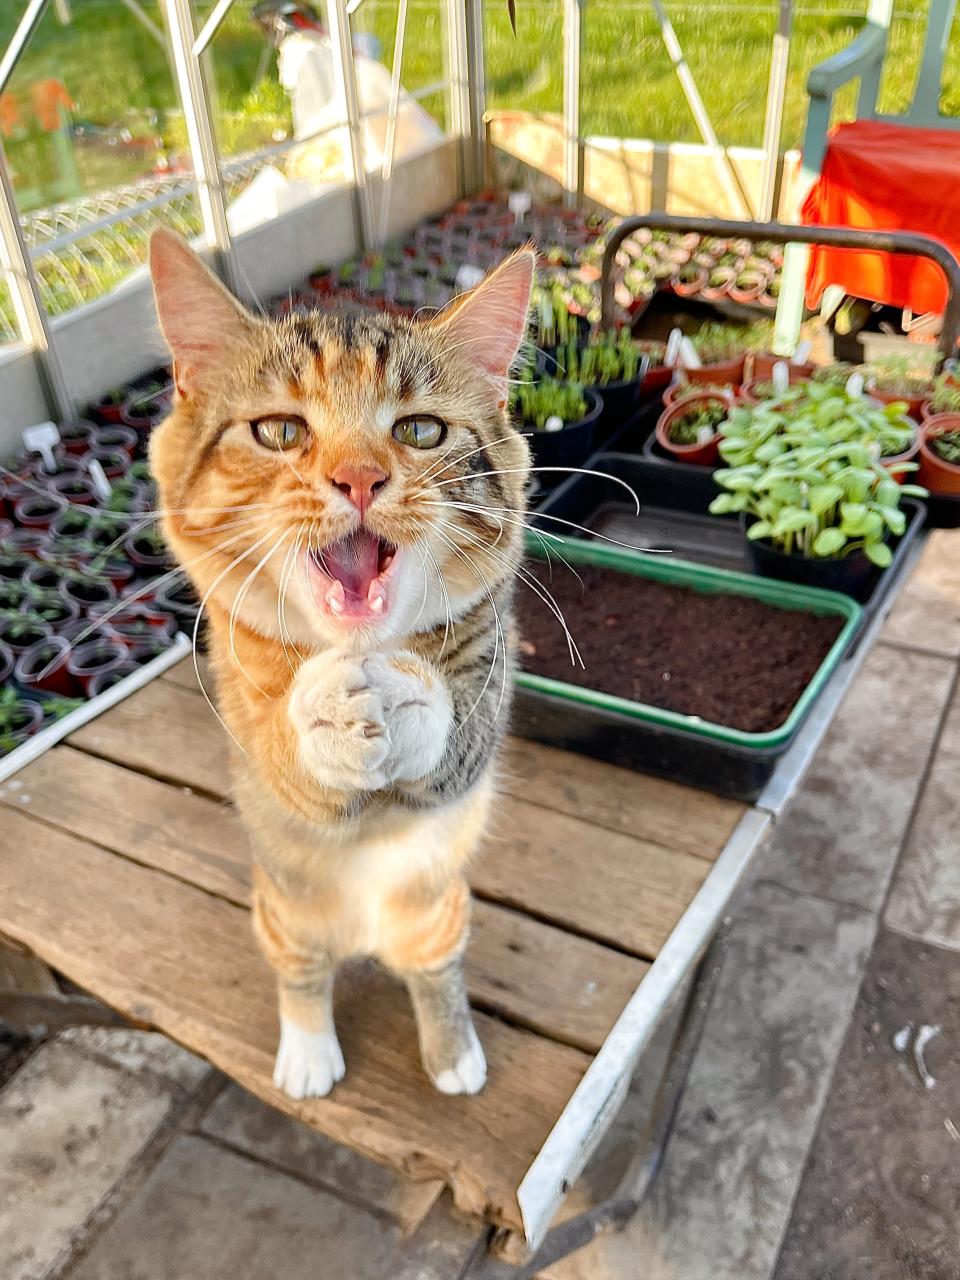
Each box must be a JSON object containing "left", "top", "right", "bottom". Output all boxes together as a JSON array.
[
  {"left": 273, "top": 1020, "right": 345, "bottom": 1100},
  {"left": 289, "top": 653, "right": 390, "bottom": 791},
  {"left": 363, "top": 654, "right": 453, "bottom": 783},
  {"left": 430, "top": 1027, "right": 487, "bottom": 1096}
]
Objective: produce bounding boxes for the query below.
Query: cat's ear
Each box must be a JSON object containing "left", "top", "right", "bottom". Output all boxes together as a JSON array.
[
  {"left": 149, "top": 228, "right": 254, "bottom": 397},
  {"left": 430, "top": 248, "right": 535, "bottom": 394}
]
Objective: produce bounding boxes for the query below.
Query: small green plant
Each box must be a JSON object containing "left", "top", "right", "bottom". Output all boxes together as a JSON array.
[
  {"left": 692, "top": 319, "right": 774, "bottom": 364},
  {"left": 552, "top": 330, "right": 645, "bottom": 386},
  {"left": 709, "top": 383, "right": 925, "bottom": 566},
  {"left": 533, "top": 283, "right": 582, "bottom": 349},
  {"left": 864, "top": 354, "right": 936, "bottom": 398},
  {"left": 0, "top": 686, "right": 37, "bottom": 753},
  {"left": 513, "top": 377, "right": 588, "bottom": 431},
  {"left": 668, "top": 401, "right": 728, "bottom": 445},
  {"left": 927, "top": 372, "right": 960, "bottom": 414},
  {"left": 40, "top": 695, "right": 84, "bottom": 722},
  {"left": 0, "top": 610, "right": 46, "bottom": 640},
  {"left": 933, "top": 430, "right": 960, "bottom": 465}
]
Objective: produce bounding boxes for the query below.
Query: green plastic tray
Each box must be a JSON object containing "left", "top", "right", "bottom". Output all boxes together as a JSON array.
[{"left": 516, "top": 535, "right": 863, "bottom": 750}]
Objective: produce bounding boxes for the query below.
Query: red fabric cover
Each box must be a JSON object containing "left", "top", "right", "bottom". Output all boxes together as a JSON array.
[{"left": 801, "top": 119, "right": 960, "bottom": 316}]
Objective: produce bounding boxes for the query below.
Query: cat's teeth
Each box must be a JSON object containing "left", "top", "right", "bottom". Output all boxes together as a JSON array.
[
  {"left": 367, "top": 581, "right": 386, "bottom": 613},
  {"left": 325, "top": 581, "right": 345, "bottom": 614}
]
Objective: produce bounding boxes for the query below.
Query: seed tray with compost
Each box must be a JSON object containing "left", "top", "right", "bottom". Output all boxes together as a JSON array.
[{"left": 512, "top": 536, "right": 860, "bottom": 799}]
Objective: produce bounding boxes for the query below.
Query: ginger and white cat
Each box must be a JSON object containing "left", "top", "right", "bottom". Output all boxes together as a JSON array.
[{"left": 148, "top": 229, "right": 533, "bottom": 1098}]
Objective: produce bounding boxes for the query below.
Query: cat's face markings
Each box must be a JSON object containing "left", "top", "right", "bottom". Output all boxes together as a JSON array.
[{"left": 148, "top": 230, "right": 534, "bottom": 652}]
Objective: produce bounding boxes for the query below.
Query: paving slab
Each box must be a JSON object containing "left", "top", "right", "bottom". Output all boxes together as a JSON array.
[
  {"left": 0, "top": 1041, "right": 176, "bottom": 1280},
  {"left": 201, "top": 1083, "right": 443, "bottom": 1233},
  {"left": 882, "top": 528, "right": 960, "bottom": 657},
  {"left": 69, "top": 1134, "right": 401, "bottom": 1280},
  {"left": 774, "top": 927, "right": 960, "bottom": 1280},
  {"left": 757, "top": 643, "right": 953, "bottom": 912},
  {"left": 885, "top": 681, "right": 960, "bottom": 953},
  {"left": 60, "top": 1026, "right": 211, "bottom": 1091},
  {"left": 538, "top": 881, "right": 875, "bottom": 1280}
]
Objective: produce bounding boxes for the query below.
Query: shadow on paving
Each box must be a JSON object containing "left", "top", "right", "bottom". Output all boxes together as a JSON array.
[{"left": 774, "top": 926, "right": 960, "bottom": 1280}]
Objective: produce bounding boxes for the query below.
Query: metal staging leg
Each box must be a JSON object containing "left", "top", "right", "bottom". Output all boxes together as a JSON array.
[{"left": 464, "top": 925, "right": 732, "bottom": 1280}]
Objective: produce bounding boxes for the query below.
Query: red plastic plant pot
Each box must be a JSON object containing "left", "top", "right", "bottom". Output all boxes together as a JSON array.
[
  {"left": 66, "top": 638, "right": 130, "bottom": 693},
  {"left": 87, "top": 661, "right": 139, "bottom": 697},
  {"left": 58, "top": 418, "right": 99, "bottom": 454},
  {"left": 654, "top": 393, "right": 730, "bottom": 467},
  {"left": 739, "top": 371, "right": 812, "bottom": 404},
  {"left": 727, "top": 271, "right": 769, "bottom": 305},
  {"left": 663, "top": 379, "right": 737, "bottom": 408},
  {"left": 0, "top": 637, "right": 13, "bottom": 684},
  {"left": 59, "top": 573, "right": 118, "bottom": 614},
  {"left": 0, "top": 695, "right": 44, "bottom": 756},
  {"left": 881, "top": 425, "right": 920, "bottom": 485},
  {"left": 671, "top": 266, "right": 708, "bottom": 298},
  {"left": 25, "top": 559, "right": 67, "bottom": 593},
  {"left": 13, "top": 493, "right": 68, "bottom": 530},
  {"left": 3, "top": 528, "right": 48, "bottom": 555},
  {"left": 20, "top": 590, "right": 80, "bottom": 630},
  {"left": 0, "top": 612, "right": 53, "bottom": 656},
  {"left": 50, "top": 473, "right": 99, "bottom": 506},
  {"left": 0, "top": 517, "right": 12, "bottom": 540},
  {"left": 869, "top": 385, "right": 929, "bottom": 421},
  {"left": 918, "top": 415, "right": 960, "bottom": 495},
  {"left": 700, "top": 267, "right": 737, "bottom": 301},
  {"left": 15, "top": 635, "right": 82, "bottom": 697},
  {"left": 124, "top": 531, "right": 169, "bottom": 572},
  {"left": 129, "top": 634, "right": 174, "bottom": 665},
  {"left": 28, "top": 453, "right": 83, "bottom": 484},
  {"left": 0, "top": 549, "right": 33, "bottom": 584},
  {"left": 920, "top": 375, "right": 960, "bottom": 421},
  {"left": 749, "top": 353, "right": 816, "bottom": 381},
  {"left": 90, "top": 424, "right": 138, "bottom": 458},
  {"left": 103, "top": 612, "right": 174, "bottom": 649},
  {"left": 84, "top": 448, "right": 128, "bottom": 481},
  {"left": 80, "top": 554, "right": 135, "bottom": 592}
]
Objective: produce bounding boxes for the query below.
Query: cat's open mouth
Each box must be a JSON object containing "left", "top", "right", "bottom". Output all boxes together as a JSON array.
[{"left": 306, "top": 529, "right": 398, "bottom": 622}]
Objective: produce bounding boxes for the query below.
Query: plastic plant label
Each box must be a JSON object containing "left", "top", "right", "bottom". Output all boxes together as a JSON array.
[
  {"left": 697, "top": 426, "right": 714, "bottom": 444},
  {"left": 455, "top": 263, "right": 486, "bottom": 291},
  {"left": 22, "top": 421, "right": 61, "bottom": 474},
  {"left": 772, "top": 361, "right": 790, "bottom": 395},
  {"left": 87, "top": 459, "right": 113, "bottom": 503},
  {"left": 544, "top": 415, "right": 564, "bottom": 433},
  {"left": 678, "top": 336, "right": 701, "bottom": 369},
  {"left": 508, "top": 191, "right": 532, "bottom": 223},
  {"left": 794, "top": 339, "right": 812, "bottom": 364},
  {"left": 845, "top": 371, "right": 865, "bottom": 397},
  {"left": 665, "top": 327, "right": 684, "bottom": 367}
]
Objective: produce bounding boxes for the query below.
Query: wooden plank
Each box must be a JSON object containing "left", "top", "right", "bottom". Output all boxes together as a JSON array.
[
  {"left": 474, "top": 802, "right": 713, "bottom": 959},
  {"left": 500, "top": 738, "right": 744, "bottom": 861},
  {"left": 0, "top": 808, "right": 590, "bottom": 1233},
  {"left": 67, "top": 684, "right": 712, "bottom": 959},
  {"left": 159, "top": 654, "right": 209, "bottom": 693},
  {"left": 0, "top": 747, "right": 647, "bottom": 1055}
]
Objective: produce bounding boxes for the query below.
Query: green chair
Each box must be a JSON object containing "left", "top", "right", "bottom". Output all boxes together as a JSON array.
[{"left": 774, "top": 0, "right": 959, "bottom": 355}]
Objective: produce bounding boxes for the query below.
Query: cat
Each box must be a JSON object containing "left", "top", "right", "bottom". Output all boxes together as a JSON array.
[{"left": 147, "top": 228, "right": 534, "bottom": 1099}]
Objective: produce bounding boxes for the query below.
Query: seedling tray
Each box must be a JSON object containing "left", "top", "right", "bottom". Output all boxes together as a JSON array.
[
  {"left": 512, "top": 537, "right": 861, "bottom": 800},
  {"left": 535, "top": 453, "right": 925, "bottom": 622},
  {"left": 923, "top": 491, "right": 960, "bottom": 529}
]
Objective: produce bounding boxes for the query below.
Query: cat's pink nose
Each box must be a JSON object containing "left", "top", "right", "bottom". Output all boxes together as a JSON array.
[{"left": 329, "top": 463, "right": 389, "bottom": 516}]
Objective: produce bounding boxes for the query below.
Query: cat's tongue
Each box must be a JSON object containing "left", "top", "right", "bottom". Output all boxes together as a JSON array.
[{"left": 311, "top": 529, "right": 395, "bottom": 620}]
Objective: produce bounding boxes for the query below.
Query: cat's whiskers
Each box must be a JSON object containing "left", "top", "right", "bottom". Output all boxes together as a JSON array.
[
  {"left": 427, "top": 521, "right": 508, "bottom": 728},
  {"left": 227, "top": 527, "right": 295, "bottom": 695},
  {"left": 432, "top": 465, "right": 641, "bottom": 514},
  {"left": 424, "top": 498, "right": 583, "bottom": 586},
  {"left": 419, "top": 429, "right": 530, "bottom": 485},
  {"left": 277, "top": 524, "right": 307, "bottom": 669},
  {"left": 419, "top": 539, "right": 455, "bottom": 657},
  {"left": 423, "top": 496, "right": 658, "bottom": 557}
]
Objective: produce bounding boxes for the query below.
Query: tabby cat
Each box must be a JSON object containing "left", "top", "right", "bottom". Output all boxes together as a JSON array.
[{"left": 148, "top": 228, "right": 533, "bottom": 1098}]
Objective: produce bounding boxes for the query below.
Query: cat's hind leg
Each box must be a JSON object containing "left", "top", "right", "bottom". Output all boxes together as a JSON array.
[
  {"left": 252, "top": 867, "right": 344, "bottom": 1099},
  {"left": 380, "top": 875, "right": 486, "bottom": 1095}
]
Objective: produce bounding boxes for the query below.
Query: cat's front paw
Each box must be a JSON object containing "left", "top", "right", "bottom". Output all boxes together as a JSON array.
[
  {"left": 364, "top": 653, "right": 453, "bottom": 784},
  {"left": 273, "top": 1018, "right": 345, "bottom": 1099},
  {"left": 289, "top": 652, "right": 390, "bottom": 791},
  {"left": 428, "top": 1022, "right": 487, "bottom": 1096}
]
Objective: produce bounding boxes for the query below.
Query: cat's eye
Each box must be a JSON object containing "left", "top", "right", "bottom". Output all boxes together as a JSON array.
[
  {"left": 392, "top": 415, "right": 446, "bottom": 450},
  {"left": 251, "top": 416, "right": 308, "bottom": 451}
]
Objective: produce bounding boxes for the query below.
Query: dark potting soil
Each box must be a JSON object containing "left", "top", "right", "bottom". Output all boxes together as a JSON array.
[{"left": 518, "top": 564, "right": 844, "bottom": 734}]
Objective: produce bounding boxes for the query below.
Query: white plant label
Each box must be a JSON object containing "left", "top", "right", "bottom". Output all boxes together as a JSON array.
[
  {"left": 87, "top": 458, "right": 113, "bottom": 503},
  {"left": 794, "top": 339, "right": 812, "bottom": 364},
  {"left": 455, "top": 263, "right": 485, "bottom": 291},
  {"left": 544, "top": 415, "right": 564, "bottom": 433},
  {"left": 678, "top": 336, "right": 701, "bottom": 369},
  {"left": 845, "top": 371, "right": 865, "bottom": 397},
  {"left": 22, "top": 420, "right": 61, "bottom": 474},
  {"left": 772, "top": 361, "right": 790, "bottom": 395},
  {"left": 665, "top": 327, "right": 684, "bottom": 367},
  {"left": 508, "top": 191, "right": 532, "bottom": 223},
  {"left": 697, "top": 426, "right": 714, "bottom": 444}
]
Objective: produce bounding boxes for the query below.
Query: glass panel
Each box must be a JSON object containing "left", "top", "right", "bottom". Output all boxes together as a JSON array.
[
  {"left": 0, "top": 0, "right": 197, "bottom": 318},
  {"left": 349, "top": 0, "right": 448, "bottom": 140}
]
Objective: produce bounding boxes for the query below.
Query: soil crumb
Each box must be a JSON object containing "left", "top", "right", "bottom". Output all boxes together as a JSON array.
[{"left": 519, "top": 563, "right": 845, "bottom": 734}]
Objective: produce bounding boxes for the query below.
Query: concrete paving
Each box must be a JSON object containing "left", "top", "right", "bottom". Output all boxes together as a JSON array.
[{"left": 2, "top": 530, "right": 960, "bottom": 1280}]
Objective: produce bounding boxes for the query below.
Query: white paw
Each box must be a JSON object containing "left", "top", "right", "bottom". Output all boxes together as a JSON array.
[
  {"left": 289, "top": 652, "right": 390, "bottom": 791},
  {"left": 363, "top": 654, "right": 453, "bottom": 784},
  {"left": 273, "top": 1018, "right": 345, "bottom": 1100},
  {"left": 431, "top": 1025, "right": 487, "bottom": 1096}
]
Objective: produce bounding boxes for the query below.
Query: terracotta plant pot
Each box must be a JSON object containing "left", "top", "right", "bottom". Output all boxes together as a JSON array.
[
  {"left": 750, "top": 353, "right": 816, "bottom": 381},
  {"left": 663, "top": 380, "right": 736, "bottom": 408},
  {"left": 882, "top": 431, "right": 920, "bottom": 485},
  {"left": 739, "top": 371, "right": 811, "bottom": 404},
  {"left": 700, "top": 267, "right": 737, "bottom": 301},
  {"left": 655, "top": 393, "right": 730, "bottom": 466},
  {"left": 15, "top": 635, "right": 81, "bottom": 696},
  {"left": 59, "top": 418, "right": 99, "bottom": 453},
  {"left": 671, "top": 266, "right": 708, "bottom": 298},
  {"left": 869, "top": 385, "right": 930, "bottom": 421},
  {"left": 686, "top": 355, "right": 746, "bottom": 388},
  {"left": 727, "top": 270, "right": 769, "bottom": 305},
  {"left": 918, "top": 415, "right": 960, "bottom": 495}
]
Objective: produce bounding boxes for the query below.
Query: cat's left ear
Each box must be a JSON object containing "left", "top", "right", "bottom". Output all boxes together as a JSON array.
[
  {"left": 149, "top": 228, "right": 255, "bottom": 398},
  {"left": 429, "top": 248, "right": 535, "bottom": 396}
]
